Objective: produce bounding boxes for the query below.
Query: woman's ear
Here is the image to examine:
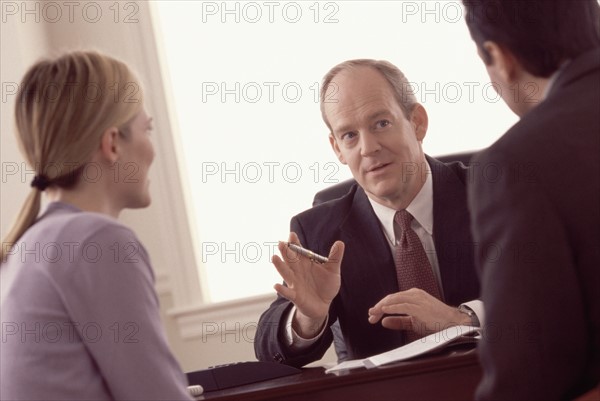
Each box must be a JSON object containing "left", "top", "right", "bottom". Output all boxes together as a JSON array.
[{"left": 99, "top": 127, "right": 120, "bottom": 163}]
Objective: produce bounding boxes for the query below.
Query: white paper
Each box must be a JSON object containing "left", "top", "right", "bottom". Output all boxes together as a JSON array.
[
  {"left": 325, "top": 325, "right": 480, "bottom": 374},
  {"left": 325, "top": 358, "right": 367, "bottom": 374},
  {"left": 364, "top": 325, "right": 479, "bottom": 368}
]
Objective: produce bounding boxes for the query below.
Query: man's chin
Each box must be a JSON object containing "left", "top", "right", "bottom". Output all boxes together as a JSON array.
[{"left": 363, "top": 186, "right": 397, "bottom": 203}]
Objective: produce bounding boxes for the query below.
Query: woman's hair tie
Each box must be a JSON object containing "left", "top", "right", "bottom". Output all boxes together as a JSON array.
[{"left": 31, "top": 174, "right": 51, "bottom": 191}]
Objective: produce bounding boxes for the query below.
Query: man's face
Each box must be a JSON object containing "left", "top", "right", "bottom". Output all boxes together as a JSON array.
[{"left": 324, "top": 66, "right": 428, "bottom": 210}]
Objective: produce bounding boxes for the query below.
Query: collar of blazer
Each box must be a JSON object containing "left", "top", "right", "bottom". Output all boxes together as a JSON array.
[{"left": 547, "top": 47, "right": 600, "bottom": 100}]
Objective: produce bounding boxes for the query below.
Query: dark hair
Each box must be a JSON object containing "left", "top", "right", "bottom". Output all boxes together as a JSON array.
[{"left": 463, "top": 0, "right": 600, "bottom": 77}]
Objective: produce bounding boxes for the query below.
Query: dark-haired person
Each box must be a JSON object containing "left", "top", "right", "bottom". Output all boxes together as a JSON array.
[
  {"left": 254, "top": 59, "right": 481, "bottom": 368},
  {"left": 462, "top": 0, "right": 600, "bottom": 399},
  {"left": 0, "top": 51, "right": 194, "bottom": 401}
]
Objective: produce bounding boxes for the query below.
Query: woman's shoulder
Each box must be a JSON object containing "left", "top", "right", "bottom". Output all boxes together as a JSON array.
[
  {"left": 3, "top": 203, "right": 152, "bottom": 303},
  {"left": 40, "top": 202, "right": 138, "bottom": 241}
]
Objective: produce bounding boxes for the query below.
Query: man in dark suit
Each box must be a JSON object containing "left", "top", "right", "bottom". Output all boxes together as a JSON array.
[
  {"left": 255, "top": 60, "right": 481, "bottom": 367},
  {"left": 462, "top": 1, "right": 600, "bottom": 399}
]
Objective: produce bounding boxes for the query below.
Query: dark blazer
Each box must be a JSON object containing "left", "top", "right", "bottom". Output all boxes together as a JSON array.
[
  {"left": 255, "top": 156, "right": 480, "bottom": 367},
  {"left": 469, "top": 47, "right": 600, "bottom": 399}
]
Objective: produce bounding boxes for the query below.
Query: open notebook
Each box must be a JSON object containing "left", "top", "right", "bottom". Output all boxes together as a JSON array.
[{"left": 325, "top": 325, "right": 480, "bottom": 374}]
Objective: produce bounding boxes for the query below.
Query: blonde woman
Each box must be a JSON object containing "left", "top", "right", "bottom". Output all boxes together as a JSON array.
[{"left": 0, "top": 51, "right": 194, "bottom": 401}]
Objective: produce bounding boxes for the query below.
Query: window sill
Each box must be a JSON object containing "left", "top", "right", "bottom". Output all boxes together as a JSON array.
[{"left": 167, "top": 293, "right": 276, "bottom": 340}]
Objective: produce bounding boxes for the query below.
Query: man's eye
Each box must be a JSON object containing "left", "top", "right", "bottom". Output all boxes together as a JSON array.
[
  {"left": 341, "top": 132, "right": 357, "bottom": 141},
  {"left": 375, "top": 120, "right": 390, "bottom": 129}
]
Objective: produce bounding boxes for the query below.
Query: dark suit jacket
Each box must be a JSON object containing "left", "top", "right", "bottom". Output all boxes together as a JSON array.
[
  {"left": 469, "top": 47, "right": 600, "bottom": 399},
  {"left": 255, "top": 156, "right": 480, "bottom": 367}
]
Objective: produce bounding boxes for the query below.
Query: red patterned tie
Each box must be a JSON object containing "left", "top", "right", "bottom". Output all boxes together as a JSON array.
[{"left": 394, "top": 210, "right": 442, "bottom": 341}]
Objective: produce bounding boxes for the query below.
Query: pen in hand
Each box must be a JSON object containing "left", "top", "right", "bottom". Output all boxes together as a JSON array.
[{"left": 285, "top": 242, "right": 329, "bottom": 264}]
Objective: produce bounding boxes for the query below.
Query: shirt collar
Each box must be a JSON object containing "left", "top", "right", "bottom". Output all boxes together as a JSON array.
[{"left": 368, "top": 160, "right": 434, "bottom": 245}]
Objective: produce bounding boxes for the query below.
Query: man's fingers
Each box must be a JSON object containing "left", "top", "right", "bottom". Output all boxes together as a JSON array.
[
  {"left": 274, "top": 283, "right": 296, "bottom": 302},
  {"left": 279, "top": 234, "right": 307, "bottom": 265},
  {"left": 288, "top": 232, "right": 302, "bottom": 247},
  {"left": 372, "top": 288, "right": 427, "bottom": 310},
  {"left": 368, "top": 312, "right": 383, "bottom": 324},
  {"left": 272, "top": 254, "right": 295, "bottom": 281},
  {"left": 327, "top": 240, "right": 345, "bottom": 264},
  {"left": 381, "top": 316, "right": 413, "bottom": 331},
  {"left": 369, "top": 301, "right": 410, "bottom": 316},
  {"left": 369, "top": 302, "right": 416, "bottom": 325},
  {"left": 371, "top": 293, "right": 402, "bottom": 311},
  {"left": 278, "top": 241, "right": 302, "bottom": 265},
  {"left": 381, "top": 303, "right": 416, "bottom": 316}
]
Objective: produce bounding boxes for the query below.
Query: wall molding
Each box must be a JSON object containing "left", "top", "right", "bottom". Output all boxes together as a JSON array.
[{"left": 167, "top": 293, "right": 276, "bottom": 341}]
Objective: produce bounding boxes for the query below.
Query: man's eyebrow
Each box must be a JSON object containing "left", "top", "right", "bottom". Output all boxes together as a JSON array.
[
  {"left": 332, "top": 110, "right": 391, "bottom": 136},
  {"left": 367, "top": 110, "right": 391, "bottom": 122},
  {"left": 332, "top": 121, "right": 353, "bottom": 136}
]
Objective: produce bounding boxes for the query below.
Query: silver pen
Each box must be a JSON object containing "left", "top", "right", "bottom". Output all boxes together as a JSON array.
[{"left": 285, "top": 242, "right": 329, "bottom": 264}]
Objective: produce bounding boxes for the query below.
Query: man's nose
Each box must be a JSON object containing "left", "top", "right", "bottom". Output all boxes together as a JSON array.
[{"left": 359, "top": 131, "right": 381, "bottom": 157}]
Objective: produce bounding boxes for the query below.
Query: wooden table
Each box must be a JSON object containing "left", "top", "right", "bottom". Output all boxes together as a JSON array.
[{"left": 197, "top": 347, "right": 481, "bottom": 401}]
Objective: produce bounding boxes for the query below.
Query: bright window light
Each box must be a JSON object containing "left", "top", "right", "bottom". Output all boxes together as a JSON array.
[{"left": 152, "top": 1, "right": 517, "bottom": 302}]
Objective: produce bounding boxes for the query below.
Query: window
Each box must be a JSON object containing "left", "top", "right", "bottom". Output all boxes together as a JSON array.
[{"left": 152, "top": 1, "right": 517, "bottom": 302}]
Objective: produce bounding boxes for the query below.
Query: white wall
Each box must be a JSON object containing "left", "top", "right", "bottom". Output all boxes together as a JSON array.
[
  {"left": 0, "top": 1, "right": 338, "bottom": 371},
  {"left": 1, "top": 4, "right": 49, "bottom": 239}
]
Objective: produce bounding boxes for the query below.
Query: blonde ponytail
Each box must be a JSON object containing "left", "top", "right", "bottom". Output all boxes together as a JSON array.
[
  {"left": 1, "top": 190, "right": 42, "bottom": 263},
  {"left": 1, "top": 50, "right": 143, "bottom": 264}
]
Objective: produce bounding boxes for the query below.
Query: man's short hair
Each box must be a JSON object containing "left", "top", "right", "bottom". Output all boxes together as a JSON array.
[
  {"left": 320, "top": 59, "right": 418, "bottom": 132},
  {"left": 463, "top": 0, "right": 600, "bottom": 77}
]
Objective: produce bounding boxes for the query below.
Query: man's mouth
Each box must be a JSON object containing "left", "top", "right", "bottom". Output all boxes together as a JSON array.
[{"left": 366, "top": 163, "right": 391, "bottom": 173}]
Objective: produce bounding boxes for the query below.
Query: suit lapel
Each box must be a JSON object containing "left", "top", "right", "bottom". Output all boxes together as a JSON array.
[
  {"left": 333, "top": 160, "right": 474, "bottom": 307},
  {"left": 339, "top": 186, "right": 398, "bottom": 297}
]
